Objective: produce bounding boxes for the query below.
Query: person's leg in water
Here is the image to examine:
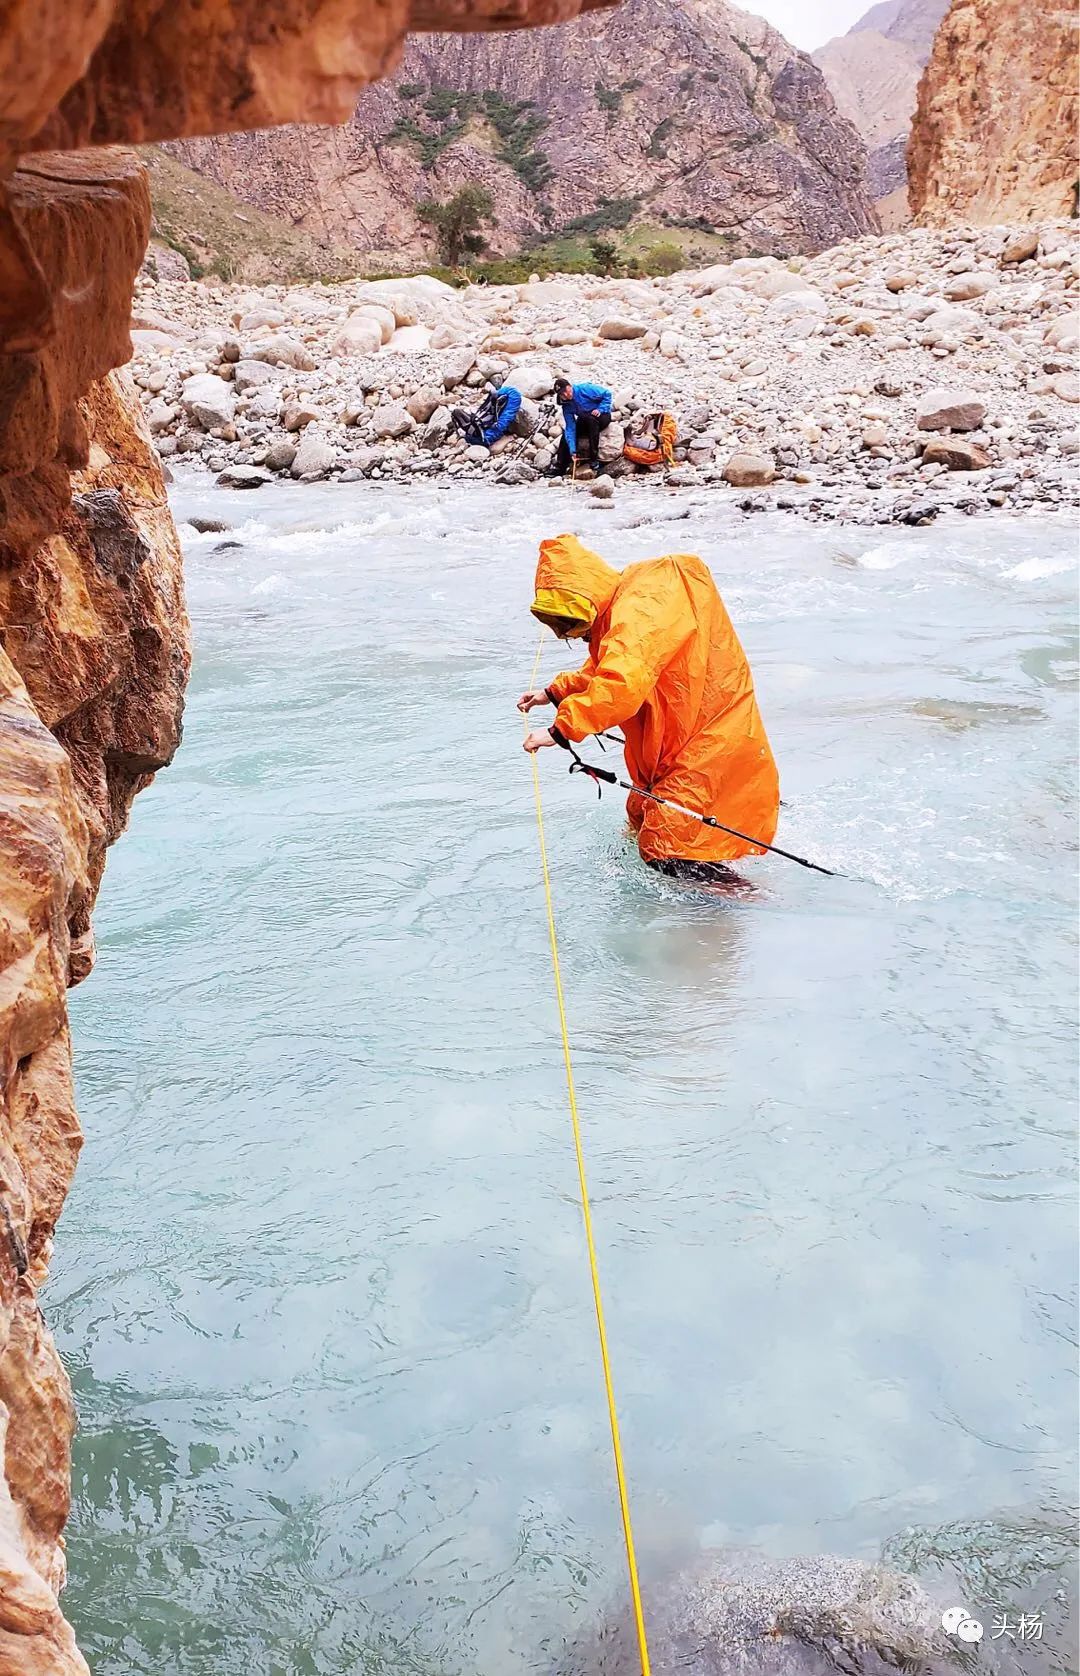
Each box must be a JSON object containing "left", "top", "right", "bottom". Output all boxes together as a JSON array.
[{"left": 644, "top": 855, "right": 752, "bottom": 892}]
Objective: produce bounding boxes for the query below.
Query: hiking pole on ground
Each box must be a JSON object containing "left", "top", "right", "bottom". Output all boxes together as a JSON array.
[{"left": 556, "top": 737, "right": 839, "bottom": 878}]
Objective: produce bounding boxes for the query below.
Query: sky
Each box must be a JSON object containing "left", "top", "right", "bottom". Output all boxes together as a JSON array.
[{"left": 743, "top": 0, "right": 871, "bottom": 50}]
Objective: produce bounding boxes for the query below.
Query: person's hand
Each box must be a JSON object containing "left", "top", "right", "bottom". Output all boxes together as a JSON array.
[
  {"left": 591, "top": 408, "right": 601, "bottom": 416},
  {"left": 523, "top": 728, "right": 556, "bottom": 753},
  {"left": 517, "top": 688, "right": 550, "bottom": 713}
]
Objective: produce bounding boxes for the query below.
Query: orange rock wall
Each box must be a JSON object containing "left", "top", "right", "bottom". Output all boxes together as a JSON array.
[
  {"left": 908, "top": 0, "right": 1080, "bottom": 224},
  {"left": 0, "top": 0, "right": 612, "bottom": 1665}
]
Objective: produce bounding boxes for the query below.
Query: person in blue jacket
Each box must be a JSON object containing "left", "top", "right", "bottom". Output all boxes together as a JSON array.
[
  {"left": 551, "top": 376, "right": 613, "bottom": 474},
  {"left": 451, "top": 382, "right": 522, "bottom": 450}
]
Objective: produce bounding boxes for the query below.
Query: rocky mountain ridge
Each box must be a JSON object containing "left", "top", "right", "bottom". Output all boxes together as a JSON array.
[
  {"left": 170, "top": 0, "right": 879, "bottom": 265},
  {"left": 813, "top": 0, "right": 948, "bottom": 215}
]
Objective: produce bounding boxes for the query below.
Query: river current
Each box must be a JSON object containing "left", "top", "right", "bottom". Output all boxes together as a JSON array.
[{"left": 54, "top": 481, "right": 1077, "bottom": 1674}]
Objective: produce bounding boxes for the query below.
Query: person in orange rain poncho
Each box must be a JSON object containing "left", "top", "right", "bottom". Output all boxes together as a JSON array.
[{"left": 519, "top": 534, "right": 779, "bottom": 880}]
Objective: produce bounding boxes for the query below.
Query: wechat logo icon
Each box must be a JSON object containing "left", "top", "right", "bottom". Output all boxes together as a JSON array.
[{"left": 942, "top": 1607, "right": 985, "bottom": 1644}]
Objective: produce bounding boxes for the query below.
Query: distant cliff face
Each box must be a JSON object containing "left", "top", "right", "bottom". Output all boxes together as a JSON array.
[
  {"left": 813, "top": 0, "right": 948, "bottom": 217},
  {"left": 171, "top": 0, "right": 879, "bottom": 263},
  {"left": 908, "top": 0, "right": 1080, "bottom": 225}
]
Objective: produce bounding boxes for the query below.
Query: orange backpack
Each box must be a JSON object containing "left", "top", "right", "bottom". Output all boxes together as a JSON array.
[{"left": 624, "top": 411, "right": 678, "bottom": 468}]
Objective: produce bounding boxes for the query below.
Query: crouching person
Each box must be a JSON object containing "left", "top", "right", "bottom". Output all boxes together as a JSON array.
[{"left": 451, "top": 382, "right": 522, "bottom": 451}]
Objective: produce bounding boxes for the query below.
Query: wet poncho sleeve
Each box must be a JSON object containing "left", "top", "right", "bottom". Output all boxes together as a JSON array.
[
  {"left": 546, "top": 654, "right": 596, "bottom": 705},
  {"left": 554, "top": 562, "right": 695, "bottom": 742},
  {"left": 481, "top": 386, "right": 521, "bottom": 447}
]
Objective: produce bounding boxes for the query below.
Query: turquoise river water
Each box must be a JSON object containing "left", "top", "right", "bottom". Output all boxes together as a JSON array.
[{"left": 53, "top": 482, "right": 1077, "bottom": 1675}]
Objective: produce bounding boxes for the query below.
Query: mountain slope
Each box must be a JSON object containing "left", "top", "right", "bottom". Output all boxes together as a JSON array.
[
  {"left": 170, "top": 0, "right": 878, "bottom": 264},
  {"left": 908, "top": 0, "right": 1080, "bottom": 225},
  {"left": 813, "top": 0, "right": 947, "bottom": 213}
]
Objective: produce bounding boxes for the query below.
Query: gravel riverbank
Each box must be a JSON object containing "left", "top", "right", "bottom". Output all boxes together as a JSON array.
[{"left": 132, "top": 220, "right": 1079, "bottom": 526}]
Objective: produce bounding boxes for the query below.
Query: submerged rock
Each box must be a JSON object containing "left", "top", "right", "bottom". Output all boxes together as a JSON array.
[{"left": 555, "top": 1550, "right": 960, "bottom": 1676}]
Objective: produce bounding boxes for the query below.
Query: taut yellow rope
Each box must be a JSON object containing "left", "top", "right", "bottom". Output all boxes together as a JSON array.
[{"left": 524, "top": 641, "right": 652, "bottom": 1675}]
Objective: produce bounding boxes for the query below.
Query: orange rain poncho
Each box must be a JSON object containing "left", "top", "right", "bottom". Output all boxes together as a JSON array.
[{"left": 534, "top": 535, "right": 780, "bottom": 865}]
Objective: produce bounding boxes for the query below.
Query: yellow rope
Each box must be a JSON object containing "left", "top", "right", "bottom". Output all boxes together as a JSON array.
[{"left": 524, "top": 643, "right": 652, "bottom": 1675}]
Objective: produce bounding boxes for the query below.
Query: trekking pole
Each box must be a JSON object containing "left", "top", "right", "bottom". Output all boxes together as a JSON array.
[{"left": 556, "top": 738, "right": 839, "bottom": 878}]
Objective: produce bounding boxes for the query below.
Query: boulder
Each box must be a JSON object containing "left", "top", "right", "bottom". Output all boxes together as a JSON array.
[
  {"left": 420, "top": 407, "right": 454, "bottom": 449},
  {"left": 922, "top": 438, "right": 990, "bottom": 470},
  {"left": 232, "top": 358, "right": 277, "bottom": 393},
  {"left": 1051, "top": 372, "right": 1080, "bottom": 403},
  {"left": 484, "top": 333, "right": 538, "bottom": 355},
  {"left": 441, "top": 347, "right": 476, "bottom": 389},
  {"left": 131, "top": 328, "right": 183, "bottom": 351},
  {"left": 916, "top": 387, "right": 987, "bottom": 431},
  {"left": 884, "top": 270, "right": 919, "bottom": 292},
  {"left": 598, "top": 421, "right": 625, "bottom": 464},
  {"left": 237, "top": 307, "right": 287, "bottom": 332},
  {"left": 512, "top": 397, "right": 541, "bottom": 438},
  {"left": 944, "top": 271, "right": 997, "bottom": 301},
  {"left": 216, "top": 465, "right": 271, "bottom": 489},
  {"left": 502, "top": 363, "right": 556, "bottom": 400},
  {"left": 517, "top": 280, "right": 577, "bottom": 306},
  {"left": 548, "top": 326, "right": 590, "bottom": 348},
  {"left": 352, "top": 275, "right": 458, "bottom": 326},
  {"left": 598, "top": 317, "right": 647, "bottom": 340},
  {"left": 282, "top": 401, "right": 320, "bottom": 432},
  {"left": 131, "top": 304, "right": 188, "bottom": 336},
  {"left": 659, "top": 331, "right": 685, "bottom": 358},
  {"left": 144, "top": 398, "right": 176, "bottom": 434},
  {"left": 372, "top": 403, "right": 414, "bottom": 439},
  {"left": 590, "top": 475, "right": 615, "bottom": 499},
  {"left": 1044, "top": 313, "right": 1080, "bottom": 350},
  {"left": 430, "top": 324, "right": 465, "bottom": 350},
  {"left": 768, "top": 288, "right": 828, "bottom": 317},
  {"left": 1001, "top": 230, "right": 1040, "bottom": 264},
  {"left": 349, "top": 303, "right": 395, "bottom": 344},
  {"left": 722, "top": 452, "right": 776, "bottom": 487},
  {"left": 406, "top": 386, "right": 444, "bottom": 424},
  {"left": 330, "top": 316, "right": 383, "bottom": 358},
  {"left": 862, "top": 424, "right": 889, "bottom": 448},
  {"left": 920, "top": 305, "right": 982, "bottom": 340},
  {"left": 389, "top": 325, "right": 433, "bottom": 353},
  {"left": 264, "top": 440, "right": 298, "bottom": 473},
  {"left": 250, "top": 334, "right": 316, "bottom": 371},
  {"left": 290, "top": 433, "right": 337, "bottom": 478},
  {"left": 180, "top": 372, "right": 235, "bottom": 430}
]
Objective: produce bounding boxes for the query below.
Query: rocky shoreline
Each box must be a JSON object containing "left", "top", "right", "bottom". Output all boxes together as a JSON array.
[{"left": 133, "top": 221, "right": 1078, "bottom": 526}]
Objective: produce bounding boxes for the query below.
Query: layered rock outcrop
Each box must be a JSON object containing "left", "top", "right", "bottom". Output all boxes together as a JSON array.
[
  {"left": 908, "top": 0, "right": 1080, "bottom": 225},
  {"left": 0, "top": 147, "right": 189, "bottom": 1675},
  {"left": 0, "top": 0, "right": 616, "bottom": 1667},
  {"left": 813, "top": 0, "right": 948, "bottom": 216},
  {"left": 172, "top": 0, "right": 880, "bottom": 264}
]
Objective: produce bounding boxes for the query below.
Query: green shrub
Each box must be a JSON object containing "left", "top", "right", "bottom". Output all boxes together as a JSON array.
[
  {"left": 647, "top": 116, "right": 675, "bottom": 159},
  {"left": 641, "top": 241, "right": 683, "bottom": 277},
  {"left": 561, "top": 196, "right": 642, "bottom": 236},
  {"left": 398, "top": 82, "right": 426, "bottom": 99},
  {"left": 620, "top": 77, "right": 644, "bottom": 92},
  {"left": 678, "top": 69, "right": 695, "bottom": 92},
  {"left": 595, "top": 82, "right": 622, "bottom": 124}
]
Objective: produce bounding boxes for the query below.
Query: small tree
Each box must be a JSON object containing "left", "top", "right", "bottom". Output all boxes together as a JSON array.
[
  {"left": 417, "top": 185, "right": 495, "bottom": 266},
  {"left": 589, "top": 234, "right": 620, "bottom": 276}
]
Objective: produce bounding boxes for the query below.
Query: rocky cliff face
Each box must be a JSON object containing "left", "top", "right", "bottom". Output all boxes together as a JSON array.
[
  {"left": 813, "top": 0, "right": 948, "bottom": 215},
  {"left": 908, "top": 0, "right": 1080, "bottom": 225},
  {"left": 172, "top": 0, "right": 880, "bottom": 264},
  {"left": 0, "top": 151, "right": 189, "bottom": 1675},
  {"left": 0, "top": 0, "right": 610, "bottom": 1666}
]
